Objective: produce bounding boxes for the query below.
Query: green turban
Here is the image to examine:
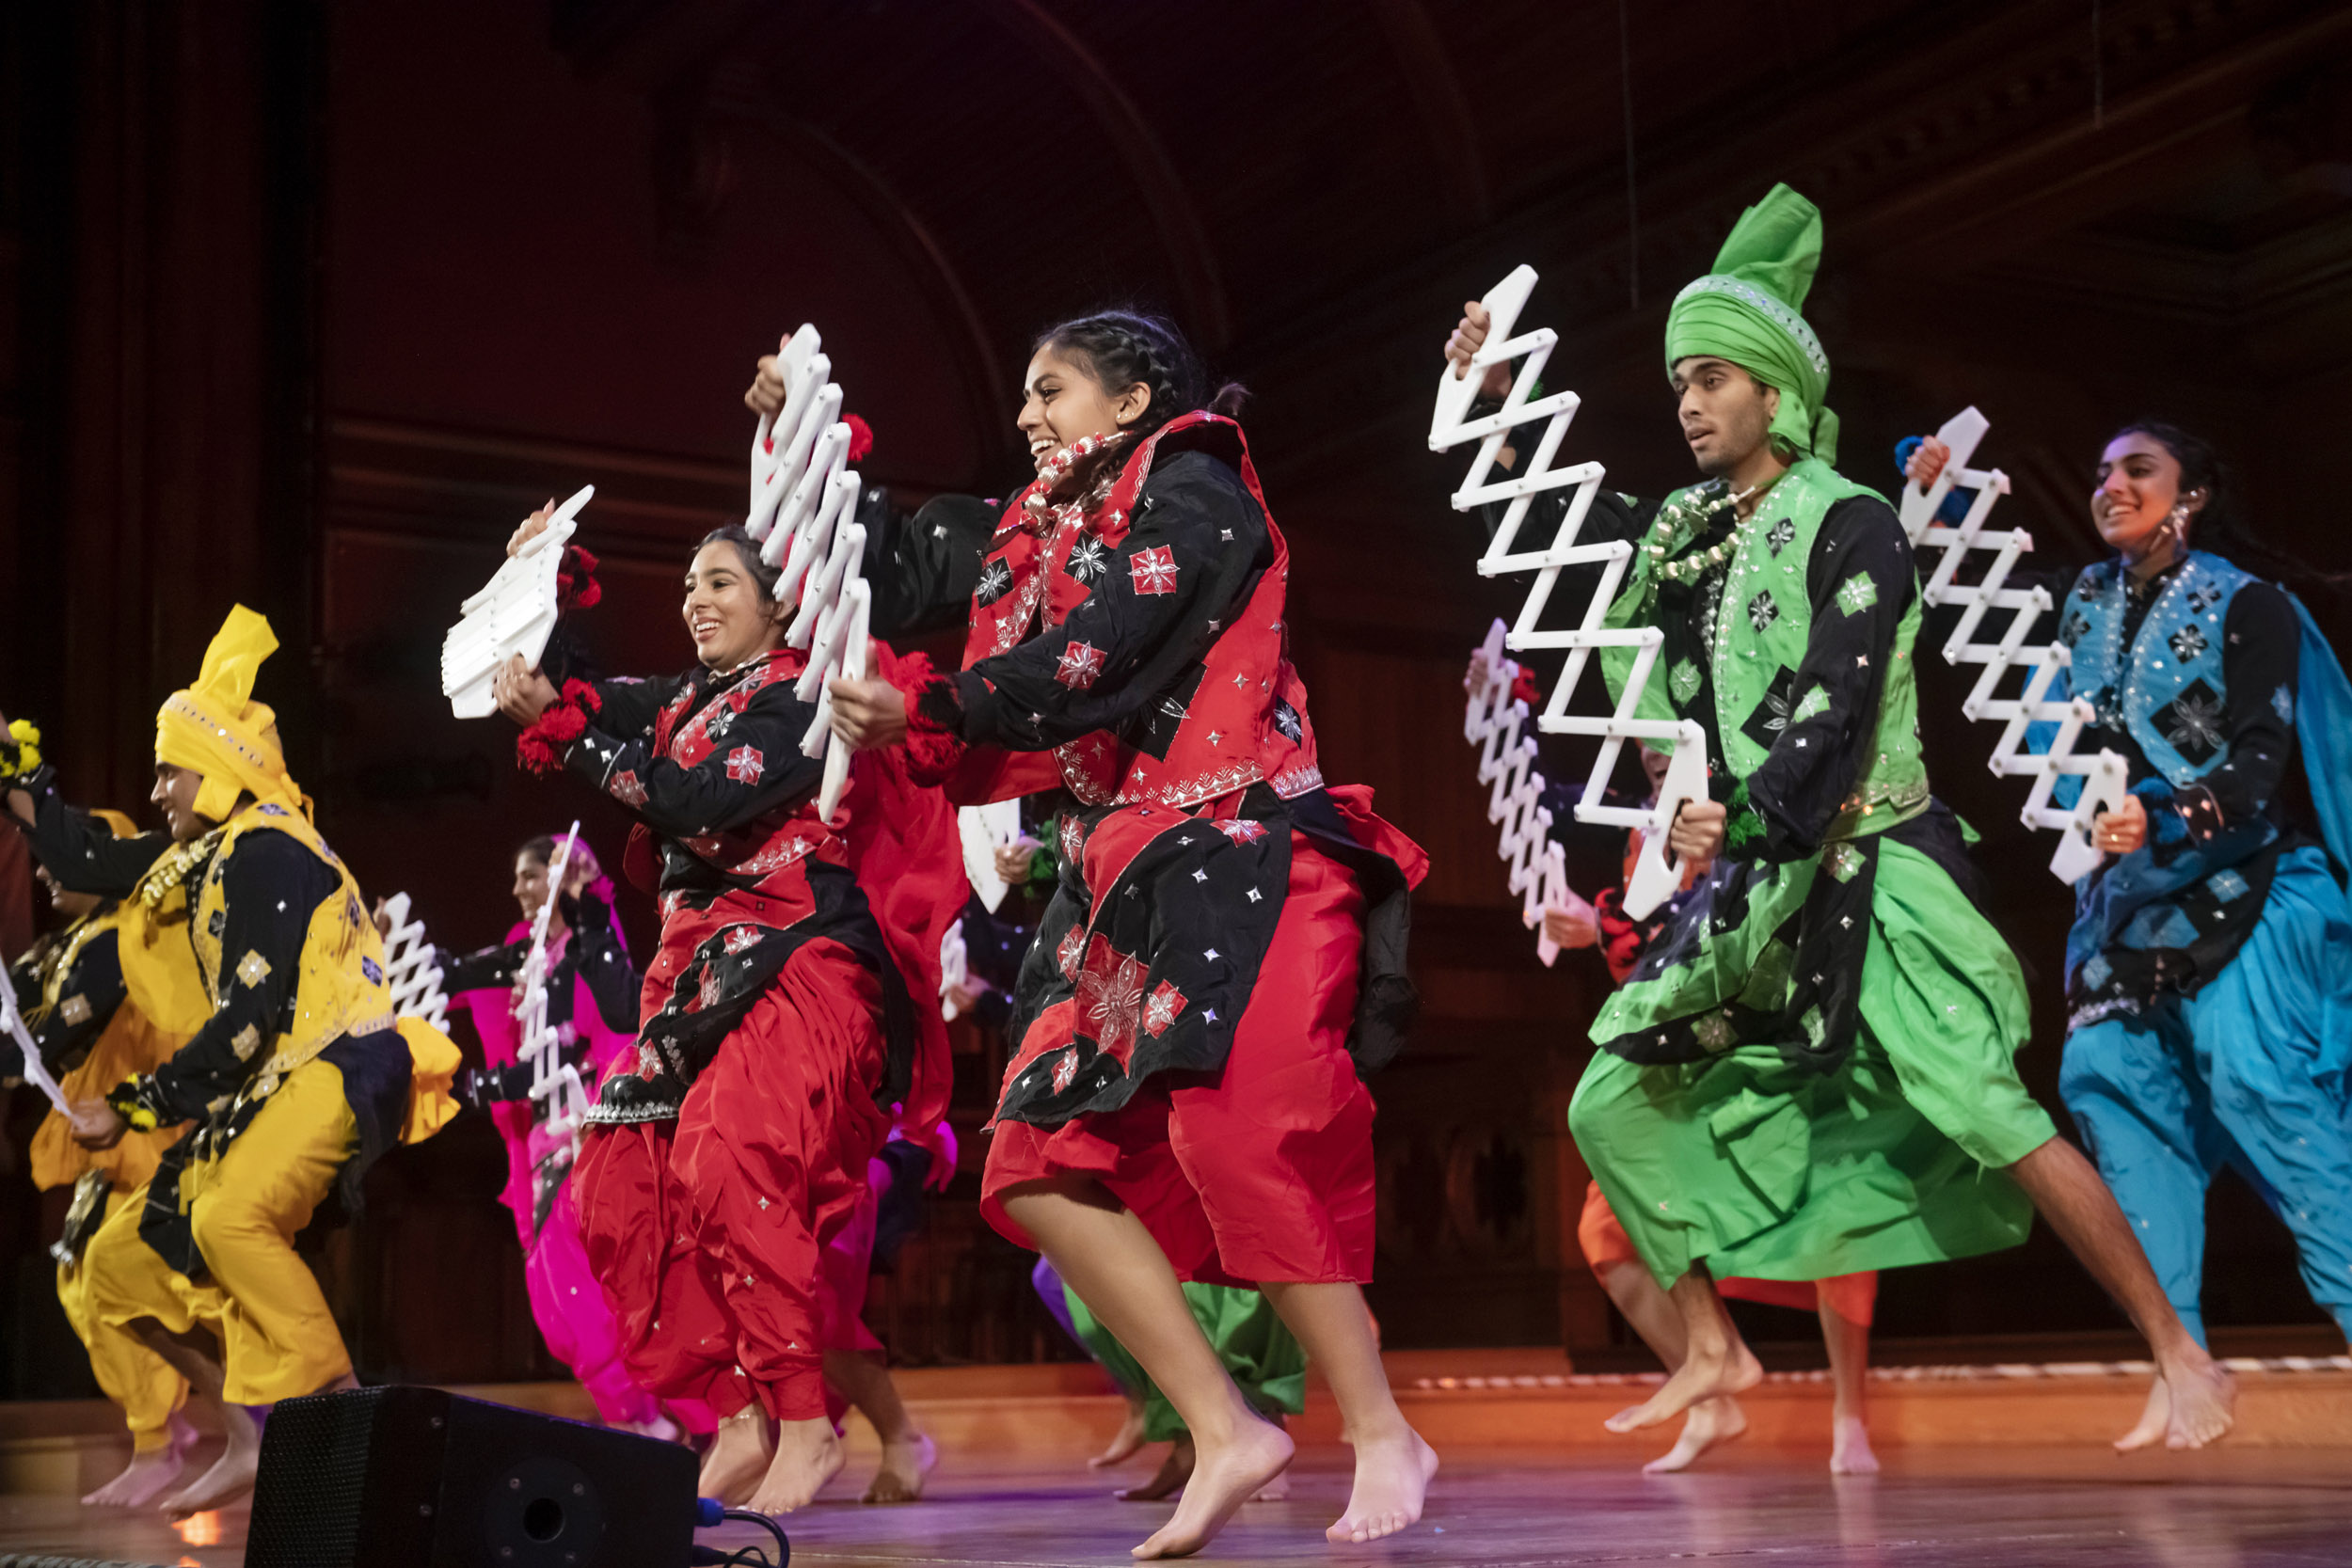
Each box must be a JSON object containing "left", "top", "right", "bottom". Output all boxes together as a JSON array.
[{"left": 1664, "top": 182, "right": 1837, "bottom": 465}]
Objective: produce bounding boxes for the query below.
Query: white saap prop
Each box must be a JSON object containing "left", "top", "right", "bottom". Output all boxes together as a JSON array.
[
  {"left": 938, "top": 918, "right": 969, "bottom": 1022},
  {"left": 743, "top": 324, "right": 872, "bottom": 822},
  {"left": 515, "top": 824, "right": 594, "bottom": 1152},
  {"left": 958, "top": 800, "right": 1024, "bottom": 914},
  {"left": 0, "top": 959, "right": 72, "bottom": 1117},
  {"left": 441, "top": 484, "right": 596, "bottom": 720},
  {"left": 1464, "top": 621, "right": 1578, "bottom": 964},
  {"left": 1897, "top": 407, "right": 2127, "bottom": 883},
  {"left": 375, "top": 892, "right": 452, "bottom": 1031},
  {"left": 1430, "top": 264, "right": 1707, "bottom": 925}
]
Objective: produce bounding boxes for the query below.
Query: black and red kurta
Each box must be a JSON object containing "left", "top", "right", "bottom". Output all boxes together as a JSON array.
[
  {"left": 543, "top": 643, "right": 961, "bottom": 1422},
  {"left": 901, "top": 411, "right": 1426, "bottom": 1284}
]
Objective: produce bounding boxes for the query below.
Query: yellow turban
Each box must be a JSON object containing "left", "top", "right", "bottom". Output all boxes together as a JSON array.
[{"left": 154, "top": 606, "right": 302, "bottom": 823}]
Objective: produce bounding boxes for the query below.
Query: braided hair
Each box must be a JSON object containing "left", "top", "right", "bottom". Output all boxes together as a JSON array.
[
  {"left": 2109, "top": 420, "right": 2333, "bottom": 594},
  {"left": 1034, "top": 309, "right": 1248, "bottom": 439}
]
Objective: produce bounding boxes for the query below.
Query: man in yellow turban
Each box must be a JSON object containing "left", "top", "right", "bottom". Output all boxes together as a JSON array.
[
  {"left": 3, "top": 605, "right": 458, "bottom": 1515},
  {"left": 1440, "top": 184, "right": 2235, "bottom": 1457}
]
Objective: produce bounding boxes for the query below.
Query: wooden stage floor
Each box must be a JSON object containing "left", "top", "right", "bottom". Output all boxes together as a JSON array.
[{"left": 4, "top": 1444, "right": 2349, "bottom": 1566}]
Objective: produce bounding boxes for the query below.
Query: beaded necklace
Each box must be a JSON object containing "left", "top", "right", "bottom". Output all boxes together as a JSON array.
[{"left": 1639, "top": 480, "right": 1758, "bottom": 588}]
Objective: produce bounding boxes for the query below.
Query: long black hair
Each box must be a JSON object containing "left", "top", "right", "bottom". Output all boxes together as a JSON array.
[
  {"left": 2110, "top": 420, "right": 2332, "bottom": 593},
  {"left": 1033, "top": 309, "right": 1248, "bottom": 439}
]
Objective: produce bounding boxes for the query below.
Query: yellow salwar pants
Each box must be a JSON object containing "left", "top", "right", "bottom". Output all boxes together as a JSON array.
[
  {"left": 57, "top": 1191, "right": 191, "bottom": 1453},
  {"left": 81, "top": 1057, "right": 358, "bottom": 1405}
]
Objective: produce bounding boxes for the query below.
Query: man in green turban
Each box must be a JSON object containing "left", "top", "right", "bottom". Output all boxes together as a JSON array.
[{"left": 1440, "top": 183, "right": 2235, "bottom": 1452}]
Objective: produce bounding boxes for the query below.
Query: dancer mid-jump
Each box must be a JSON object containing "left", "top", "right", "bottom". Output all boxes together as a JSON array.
[
  {"left": 1440, "top": 183, "right": 2233, "bottom": 1449},
  {"left": 805, "top": 309, "right": 1434, "bottom": 1558}
]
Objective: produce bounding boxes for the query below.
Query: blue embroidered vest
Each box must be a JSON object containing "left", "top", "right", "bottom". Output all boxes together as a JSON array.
[{"left": 2056, "top": 551, "right": 2262, "bottom": 789}]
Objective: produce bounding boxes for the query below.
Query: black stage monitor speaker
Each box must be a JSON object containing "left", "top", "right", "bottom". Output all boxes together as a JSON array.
[{"left": 245, "top": 1385, "right": 699, "bottom": 1568}]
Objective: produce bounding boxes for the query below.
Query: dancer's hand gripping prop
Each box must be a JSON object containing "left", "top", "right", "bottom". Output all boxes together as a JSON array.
[
  {"left": 744, "top": 324, "right": 870, "bottom": 822},
  {"left": 958, "top": 800, "right": 1023, "bottom": 915},
  {"left": 0, "top": 958, "right": 72, "bottom": 1117},
  {"left": 516, "top": 824, "right": 594, "bottom": 1152},
  {"left": 1431, "top": 265, "right": 1708, "bottom": 933},
  {"left": 441, "top": 484, "right": 596, "bottom": 720},
  {"left": 1898, "top": 407, "right": 2128, "bottom": 883},
  {"left": 375, "top": 893, "right": 452, "bottom": 1032}
]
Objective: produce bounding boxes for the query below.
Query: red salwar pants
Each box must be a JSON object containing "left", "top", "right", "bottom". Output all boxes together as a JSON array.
[
  {"left": 983, "top": 834, "right": 1376, "bottom": 1286},
  {"left": 576, "top": 938, "right": 889, "bottom": 1423}
]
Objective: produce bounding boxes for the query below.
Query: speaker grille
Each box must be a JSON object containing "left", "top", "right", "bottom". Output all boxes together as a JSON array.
[{"left": 245, "top": 1386, "right": 403, "bottom": 1568}]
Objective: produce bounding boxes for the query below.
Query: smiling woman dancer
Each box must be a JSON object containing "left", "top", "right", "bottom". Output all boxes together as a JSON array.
[
  {"left": 804, "top": 309, "right": 1433, "bottom": 1559},
  {"left": 1908, "top": 420, "right": 2352, "bottom": 1441},
  {"left": 489, "top": 520, "right": 961, "bottom": 1517}
]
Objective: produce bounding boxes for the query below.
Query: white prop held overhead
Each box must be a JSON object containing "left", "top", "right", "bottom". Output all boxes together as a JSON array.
[
  {"left": 442, "top": 484, "right": 595, "bottom": 720},
  {"left": 1430, "top": 265, "right": 1706, "bottom": 923},
  {"left": 744, "top": 324, "right": 870, "bottom": 822},
  {"left": 1897, "top": 407, "right": 2126, "bottom": 883},
  {"left": 375, "top": 893, "right": 451, "bottom": 1032}
]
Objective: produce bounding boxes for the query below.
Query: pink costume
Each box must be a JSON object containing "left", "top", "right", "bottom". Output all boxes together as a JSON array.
[{"left": 455, "top": 902, "right": 711, "bottom": 1432}]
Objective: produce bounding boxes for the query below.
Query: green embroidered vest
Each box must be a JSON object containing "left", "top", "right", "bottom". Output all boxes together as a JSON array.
[{"left": 1605, "top": 458, "right": 1929, "bottom": 843}]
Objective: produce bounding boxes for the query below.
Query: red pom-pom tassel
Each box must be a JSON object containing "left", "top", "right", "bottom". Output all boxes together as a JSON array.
[
  {"left": 557, "top": 544, "right": 604, "bottom": 612},
  {"left": 516, "top": 679, "right": 602, "bottom": 776},
  {"left": 843, "top": 413, "right": 874, "bottom": 466}
]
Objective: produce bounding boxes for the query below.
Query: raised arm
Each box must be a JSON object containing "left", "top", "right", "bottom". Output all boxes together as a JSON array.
[{"left": 7, "top": 767, "right": 172, "bottom": 897}]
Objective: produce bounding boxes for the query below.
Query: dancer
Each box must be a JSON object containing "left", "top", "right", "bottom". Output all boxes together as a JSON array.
[
  {"left": 811, "top": 308, "right": 1435, "bottom": 1557},
  {"left": 1440, "top": 183, "right": 2233, "bottom": 1450},
  {"left": 0, "top": 793, "right": 208, "bottom": 1507},
  {"left": 1905, "top": 421, "right": 2352, "bottom": 1440},
  {"left": 1482, "top": 706, "right": 1882, "bottom": 1476},
  {"left": 3, "top": 606, "right": 463, "bottom": 1513},
  {"left": 405, "top": 832, "right": 694, "bottom": 1439},
  {"left": 489, "top": 519, "right": 962, "bottom": 1516}
]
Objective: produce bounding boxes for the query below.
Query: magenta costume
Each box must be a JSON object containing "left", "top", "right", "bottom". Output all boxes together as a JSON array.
[{"left": 448, "top": 884, "right": 710, "bottom": 1432}]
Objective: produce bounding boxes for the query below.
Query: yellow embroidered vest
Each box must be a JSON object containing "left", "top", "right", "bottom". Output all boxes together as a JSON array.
[{"left": 187, "top": 801, "right": 394, "bottom": 1119}]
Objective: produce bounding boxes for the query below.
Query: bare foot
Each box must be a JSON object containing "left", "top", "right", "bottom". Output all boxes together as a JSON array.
[
  {"left": 1118, "top": 1434, "right": 1193, "bottom": 1502},
  {"left": 862, "top": 1430, "right": 936, "bottom": 1504},
  {"left": 1829, "top": 1415, "right": 1879, "bottom": 1476},
  {"left": 700, "top": 1410, "right": 775, "bottom": 1506},
  {"left": 1091, "top": 1396, "right": 1150, "bottom": 1469},
  {"left": 159, "top": 1409, "right": 261, "bottom": 1521},
  {"left": 2157, "top": 1354, "right": 2235, "bottom": 1450},
  {"left": 1641, "top": 1396, "right": 1747, "bottom": 1475},
  {"left": 83, "top": 1414, "right": 197, "bottom": 1507},
  {"left": 1327, "top": 1426, "right": 1438, "bottom": 1545},
  {"left": 1605, "top": 1340, "right": 1762, "bottom": 1433},
  {"left": 1132, "top": 1416, "right": 1292, "bottom": 1560},
  {"left": 2114, "top": 1375, "right": 2169, "bottom": 1453},
  {"left": 1249, "top": 1467, "right": 1290, "bottom": 1501},
  {"left": 745, "top": 1416, "right": 844, "bottom": 1514}
]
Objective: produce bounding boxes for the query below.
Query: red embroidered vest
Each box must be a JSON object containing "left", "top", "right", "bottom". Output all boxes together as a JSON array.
[{"left": 961, "top": 413, "right": 1324, "bottom": 810}]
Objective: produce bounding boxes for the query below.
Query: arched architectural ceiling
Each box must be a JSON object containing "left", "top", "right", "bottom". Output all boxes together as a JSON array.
[{"left": 552, "top": 0, "right": 2352, "bottom": 484}]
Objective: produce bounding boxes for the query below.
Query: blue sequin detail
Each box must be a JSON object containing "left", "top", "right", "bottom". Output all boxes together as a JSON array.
[
  {"left": 2273, "top": 684, "right": 2294, "bottom": 724},
  {"left": 2080, "top": 955, "right": 2112, "bottom": 990},
  {"left": 2206, "top": 868, "right": 2249, "bottom": 904},
  {"left": 361, "top": 956, "right": 383, "bottom": 985}
]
